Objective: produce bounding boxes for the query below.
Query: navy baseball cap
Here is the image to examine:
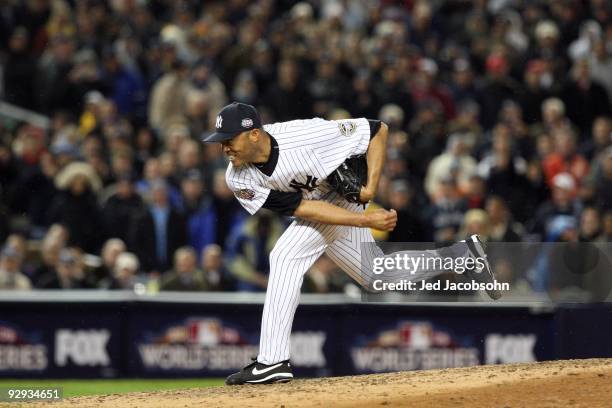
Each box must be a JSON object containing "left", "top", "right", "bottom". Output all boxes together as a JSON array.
[{"left": 201, "top": 102, "right": 262, "bottom": 143}]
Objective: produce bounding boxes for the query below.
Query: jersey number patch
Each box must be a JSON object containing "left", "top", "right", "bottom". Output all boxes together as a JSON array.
[{"left": 289, "top": 176, "right": 319, "bottom": 192}]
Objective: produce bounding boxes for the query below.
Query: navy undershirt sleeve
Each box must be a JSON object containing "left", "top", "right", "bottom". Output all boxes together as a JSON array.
[
  {"left": 262, "top": 190, "right": 303, "bottom": 216},
  {"left": 368, "top": 119, "right": 382, "bottom": 140}
]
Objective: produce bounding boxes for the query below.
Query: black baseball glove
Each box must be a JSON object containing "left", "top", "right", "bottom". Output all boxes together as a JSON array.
[{"left": 327, "top": 154, "right": 368, "bottom": 203}]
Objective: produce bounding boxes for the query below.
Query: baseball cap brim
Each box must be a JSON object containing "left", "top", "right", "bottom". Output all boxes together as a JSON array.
[{"left": 201, "top": 130, "right": 241, "bottom": 143}]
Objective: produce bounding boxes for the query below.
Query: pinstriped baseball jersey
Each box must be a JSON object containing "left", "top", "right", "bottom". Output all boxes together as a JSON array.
[{"left": 226, "top": 118, "right": 371, "bottom": 215}]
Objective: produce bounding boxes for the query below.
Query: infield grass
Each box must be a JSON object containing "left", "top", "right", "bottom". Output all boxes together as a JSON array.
[{"left": 0, "top": 378, "right": 224, "bottom": 397}]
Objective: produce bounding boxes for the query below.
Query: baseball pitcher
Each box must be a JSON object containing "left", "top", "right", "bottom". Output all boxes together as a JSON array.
[{"left": 202, "top": 102, "right": 500, "bottom": 385}]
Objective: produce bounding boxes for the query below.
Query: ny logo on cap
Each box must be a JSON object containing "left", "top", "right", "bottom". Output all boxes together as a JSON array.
[{"left": 215, "top": 115, "right": 223, "bottom": 129}]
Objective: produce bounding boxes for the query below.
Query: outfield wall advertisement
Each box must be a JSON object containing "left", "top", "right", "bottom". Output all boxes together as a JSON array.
[
  {"left": 0, "top": 299, "right": 606, "bottom": 378},
  {"left": 0, "top": 306, "right": 122, "bottom": 378}
]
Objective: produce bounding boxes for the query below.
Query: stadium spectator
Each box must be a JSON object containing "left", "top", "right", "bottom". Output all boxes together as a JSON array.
[
  {"left": 527, "top": 20, "right": 565, "bottom": 79},
  {"left": 579, "top": 207, "right": 603, "bottom": 242},
  {"left": 518, "top": 59, "right": 554, "bottom": 125},
  {"left": 37, "top": 247, "right": 92, "bottom": 289},
  {"left": 463, "top": 175, "right": 488, "bottom": 210},
  {"left": 228, "top": 212, "right": 283, "bottom": 292},
  {"left": 129, "top": 179, "right": 187, "bottom": 273},
  {"left": 133, "top": 127, "right": 158, "bottom": 174},
  {"left": 600, "top": 211, "right": 612, "bottom": 242},
  {"left": 101, "top": 172, "right": 145, "bottom": 243},
  {"left": 479, "top": 51, "right": 521, "bottom": 130},
  {"left": 410, "top": 58, "right": 455, "bottom": 120},
  {"left": 426, "top": 175, "right": 467, "bottom": 244},
  {"left": 262, "top": 59, "right": 312, "bottom": 121},
  {"left": 135, "top": 157, "right": 181, "bottom": 210},
  {"left": 177, "top": 139, "right": 201, "bottom": 174},
  {"left": 200, "top": 244, "right": 235, "bottom": 291},
  {"left": 0, "top": 245, "right": 31, "bottom": 290},
  {"left": 148, "top": 58, "right": 190, "bottom": 133},
  {"left": 459, "top": 209, "right": 491, "bottom": 242},
  {"left": 32, "top": 230, "right": 64, "bottom": 286},
  {"left": 6, "top": 132, "right": 58, "bottom": 232},
  {"left": 580, "top": 116, "right": 611, "bottom": 161},
  {"left": 347, "top": 70, "right": 379, "bottom": 119},
  {"left": 568, "top": 20, "right": 602, "bottom": 62},
  {"left": 507, "top": 160, "right": 550, "bottom": 224},
  {"left": 448, "top": 59, "right": 481, "bottom": 113},
  {"left": 309, "top": 54, "right": 349, "bottom": 116},
  {"left": 35, "top": 34, "right": 77, "bottom": 114},
  {"left": 447, "top": 100, "right": 483, "bottom": 152},
  {"left": 190, "top": 58, "right": 227, "bottom": 112},
  {"left": 498, "top": 100, "right": 533, "bottom": 159},
  {"left": 477, "top": 123, "right": 527, "bottom": 183},
  {"left": 198, "top": 169, "right": 247, "bottom": 249},
  {"left": 588, "top": 38, "right": 612, "bottom": 105},
  {"left": 407, "top": 101, "right": 447, "bottom": 178},
  {"left": 543, "top": 127, "right": 590, "bottom": 189},
  {"left": 3, "top": 27, "right": 36, "bottom": 110},
  {"left": 4, "top": 233, "right": 27, "bottom": 264},
  {"left": 386, "top": 180, "right": 427, "bottom": 243},
  {"left": 378, "top": 104, "right": 406, "bottom": 133},
  {"left": 302, "top": 255, "right": 348, "bottom": 294},
  {"left": 530, "top": 173, "right": 582, "bottom": 241},
  {"left": 537, "top": 97, "right": 574, "bottom": 138},
  {"left": 161, "top": 124, "right": 189, "bottom": 160},
  {"left": 485, "top": 196, "right": 523, "bottom": 242},
  {"left": 561, "top": 58, "right": 611, "bottom": 135},
  {"left": 385, "top": 150, "right": 410, "bottom": 181},
  {"left": 375, "top": 63, "right": 413, "bottom": 121},
  {"left": 101, "top": 252, "right": 141, "bottom": 290},
  {"left": 425, "top": 134, "right": 476, "bottom": 199},
  {"left": 583, "top": 146, "right": 612, "bottom": 211},
  {"left": 177, "top": 169, "right": 206, "bottom": 217},
  {"left": 160, "top": 246, "right": 207, "bottom": 291},
  {"left": 92, "top": 238, "right": 127, "bottom": 286},
  {"left": 101, "top": 46, "right": 147, "bottom": 121},
  {"left": 0, "top": 203, "right": 8, "bottom": 246},
  {"left": 47, "top": 162, "right": 103, "bottom": 253},
  {"left": 231, "top": 56, "right": 263, "bottom": 95},
  {"left": 0, "top": 142, "right": 18, "bottom": 207},
  {"left": 489, "top": 257, "right": 536, "bottom": 299}
]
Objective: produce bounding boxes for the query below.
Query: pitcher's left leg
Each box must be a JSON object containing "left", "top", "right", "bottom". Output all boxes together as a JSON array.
[{"left": 257, "top": 219, "right": 340, "bottom": 365}]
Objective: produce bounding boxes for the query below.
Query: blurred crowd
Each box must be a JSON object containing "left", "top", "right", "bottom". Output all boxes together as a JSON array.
[{"left": 0, "top": 0, "right": 611, "bottom": 296}]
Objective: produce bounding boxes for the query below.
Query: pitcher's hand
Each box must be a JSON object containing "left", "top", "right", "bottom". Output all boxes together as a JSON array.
[
  {"left": 364, "top": 209, "right": 397, "bottom": 231},
  {"left": 359, "top": 186, "right": 375, "bottom": 204}
]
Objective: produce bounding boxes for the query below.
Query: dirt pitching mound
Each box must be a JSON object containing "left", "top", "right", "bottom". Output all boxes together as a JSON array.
[{"left": 34, "top": 358, "right": 612, "bottom": 408}]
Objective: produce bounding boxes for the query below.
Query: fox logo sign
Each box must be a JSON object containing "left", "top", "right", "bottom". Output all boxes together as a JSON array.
[
  {"left": 485, "top": 334, "right": 536, "bottom": 364},
  {"left": 55, "top": 329, "right": 111, "bottom": 367}
]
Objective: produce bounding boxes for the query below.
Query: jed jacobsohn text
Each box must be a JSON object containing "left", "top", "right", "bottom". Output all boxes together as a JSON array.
[
  {"left": 372, "top": 254, "right": 486, "bottom": 275},
  {"left": 372, "top": 279, "right": 510, "bottom": 292}
]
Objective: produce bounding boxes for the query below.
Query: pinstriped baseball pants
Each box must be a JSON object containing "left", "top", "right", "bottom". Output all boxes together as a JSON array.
[{"left": 257, "top": 196, "right": 470, "bottom": 365}]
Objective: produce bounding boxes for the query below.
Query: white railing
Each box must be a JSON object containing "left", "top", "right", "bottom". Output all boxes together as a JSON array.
[
  {"left": 0, "top": 290, "right": 555, "bottom": 309},
  {"left": 0, "top": 101, "right": 51, "bottom": 129}
]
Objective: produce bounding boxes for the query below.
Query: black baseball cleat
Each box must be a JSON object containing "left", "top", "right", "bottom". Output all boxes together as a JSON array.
[
  {"left": 225, "top": 358, "right": 293, "bottom": 385},
  {"left": 464, "top": 234, "right": 502, "bottom": 300}
]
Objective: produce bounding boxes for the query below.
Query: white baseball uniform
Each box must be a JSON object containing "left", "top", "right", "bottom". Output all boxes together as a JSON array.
[{"left": 226, "top": 118, "right": 468, "bottom": 364}]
